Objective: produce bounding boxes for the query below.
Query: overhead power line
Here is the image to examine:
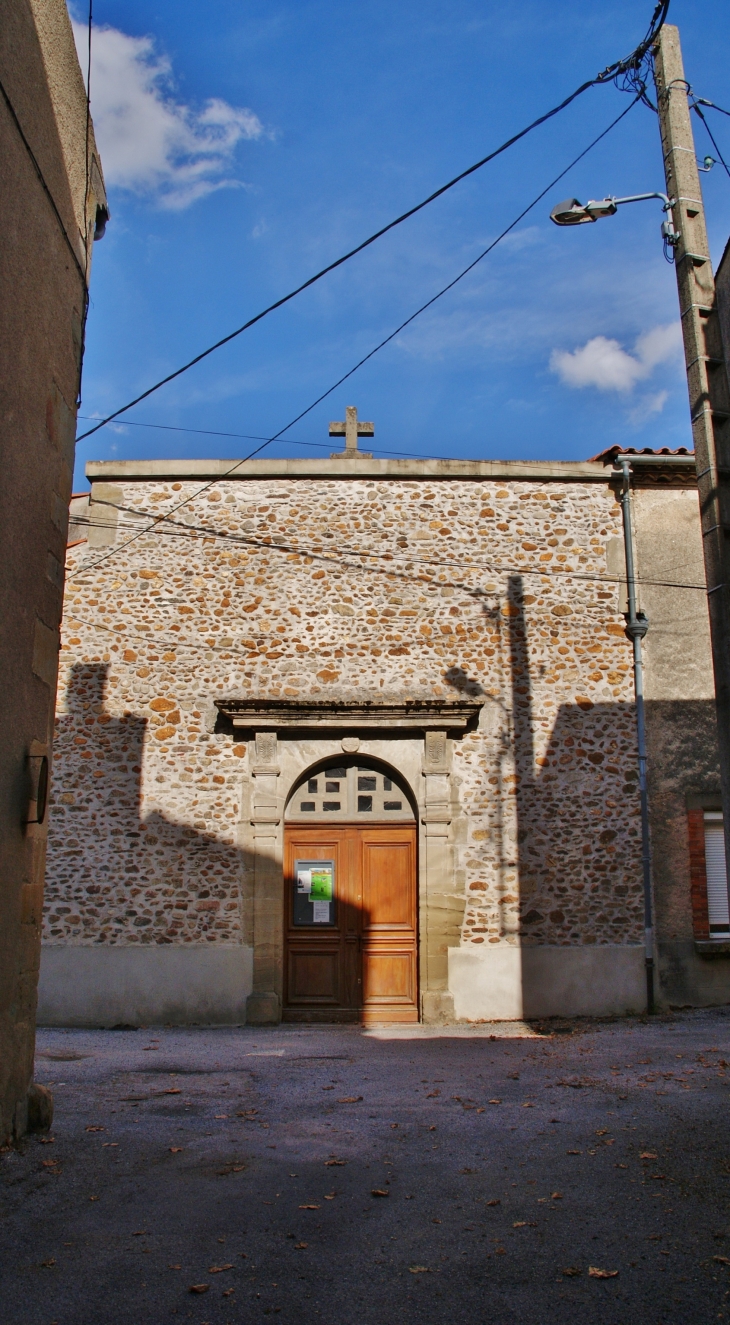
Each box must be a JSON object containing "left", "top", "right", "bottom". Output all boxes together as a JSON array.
[
  {"left": 691, "top": 102, "right": 730, "bottom": 182},
  {"left": 66, "top": 509, "right": 709, "bottom": 595},
  {"left": 76, "top": 0, "right": 670, "bottom": 444},
  {"left": 694, "top": 97, "right": 730, "bottom": 120},
  {"left": 67, "top": 93, "right": 644, "bottom": 583}
]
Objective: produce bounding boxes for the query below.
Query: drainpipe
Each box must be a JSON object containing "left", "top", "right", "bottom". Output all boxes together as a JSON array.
[{"left": 614, "top": 458, "right": 654, "bottom": 1013}]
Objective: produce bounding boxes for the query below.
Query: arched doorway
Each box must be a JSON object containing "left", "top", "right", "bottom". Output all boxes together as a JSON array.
[{"left": 283, "top": 759, "right": 418, "bottom": 1024}]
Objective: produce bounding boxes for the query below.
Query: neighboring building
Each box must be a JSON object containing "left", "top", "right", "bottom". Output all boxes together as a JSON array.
[
  {"left": 0, "top": 0, "right": 106, "bottom": 1143},
  {"left": 39, "top": 439, "right": 729, "bottom": 1026}
]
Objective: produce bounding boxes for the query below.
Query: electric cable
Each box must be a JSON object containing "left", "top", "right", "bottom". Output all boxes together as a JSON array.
[
  {"left": 0, "top": 75, "right": 87, "bottom": 288},
  {"left": 694, "top": 97, "right": 730, "bottom": 120},
  {"left": 75, "top": 415, "right": 537, "bottom": 465},
  {"left": 66, "top": 508, "right": 707, "bottom": 595},
  {"left": 75, "top": 0, "right": 670, "bottom": 445},
  {"left": 68, "top": 94, "right": 643, "bottom": 583},
  {"left": 691, "top": 102, "right": 730, "bottom": 182},
  {"left": 77, "top": 0, "right": 94, "bottom": 406}
]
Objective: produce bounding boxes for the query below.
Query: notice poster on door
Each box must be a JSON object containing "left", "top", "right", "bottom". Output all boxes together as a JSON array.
[
  {"left": 310, "top": 867, "right": 333, "bottom": 902},
  {"left": 293, "top": 859, "right": 335, "bottom": 926}
]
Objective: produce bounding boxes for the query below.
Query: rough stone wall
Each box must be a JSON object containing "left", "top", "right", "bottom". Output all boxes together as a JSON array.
[{"left": 47, "top": 475, "right": 645, "bottom": 951}]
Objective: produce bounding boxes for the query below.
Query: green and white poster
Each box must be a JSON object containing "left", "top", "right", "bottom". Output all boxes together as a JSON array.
[{"left": 309, "top": 866, "right": 333, "bottom": 902}]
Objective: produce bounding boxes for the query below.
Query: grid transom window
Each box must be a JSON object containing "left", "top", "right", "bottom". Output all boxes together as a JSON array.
[{"left": 286, "top": 763, "right": 414, "bottom": 820}]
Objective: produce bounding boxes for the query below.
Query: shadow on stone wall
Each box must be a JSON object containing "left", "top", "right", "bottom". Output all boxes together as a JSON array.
[
  {"left": 501, "top": 576, "right": 724, "bottom": 1005},
  {"left": 504, "top": 574, "right": 642, "bottom": 949},
  {"left": 46, "top": 663, "right": 251, "bottom": 949},
  {"left": 44, "top": 666, "right": 384, "bottom": 1025}
]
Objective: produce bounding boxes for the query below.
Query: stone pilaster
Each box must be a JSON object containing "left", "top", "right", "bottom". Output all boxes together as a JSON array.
[
  {"left": 246, "top": 731, "right": 282, "bottom": 1024},
  {"left": 420, "top": 729, "right": 458, "bottom": 1023}
]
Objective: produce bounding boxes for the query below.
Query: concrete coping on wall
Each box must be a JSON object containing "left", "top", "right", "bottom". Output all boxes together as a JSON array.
[{"left": 84, "top": 456, "right": 695, "bottom": 485}]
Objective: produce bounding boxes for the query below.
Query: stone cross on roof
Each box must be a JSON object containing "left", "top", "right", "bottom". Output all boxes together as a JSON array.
[{"left": 329, "top": 405, "right": 374, "bottom": 459}]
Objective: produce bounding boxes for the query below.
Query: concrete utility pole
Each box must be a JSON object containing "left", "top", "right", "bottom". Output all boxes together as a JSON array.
[{"left": 654, "top": 25, "right": 730, "bottom": 886}]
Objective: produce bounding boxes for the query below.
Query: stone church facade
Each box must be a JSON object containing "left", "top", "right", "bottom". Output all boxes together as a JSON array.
[{"left": 38, "top": 444, "right": 730, "bottom": 1024}]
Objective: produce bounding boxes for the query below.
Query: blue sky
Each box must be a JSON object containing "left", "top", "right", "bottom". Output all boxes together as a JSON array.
[{"left": 73, "top": 0, "right": 730, "bottom": 488}]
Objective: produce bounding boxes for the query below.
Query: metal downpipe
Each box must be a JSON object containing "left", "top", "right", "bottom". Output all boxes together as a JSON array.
[{"left": 615, "top": 458, "right": 654, "bottom": 1014}]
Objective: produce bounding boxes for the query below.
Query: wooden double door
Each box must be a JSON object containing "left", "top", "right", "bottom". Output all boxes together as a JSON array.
[{"left": 283, "top": 824, "right": 418, "bottom": 1024}]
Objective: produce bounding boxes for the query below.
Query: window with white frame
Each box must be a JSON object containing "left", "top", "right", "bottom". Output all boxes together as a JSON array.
[{"left": 704, "top": 812, "right": 730, "bottom": 935}]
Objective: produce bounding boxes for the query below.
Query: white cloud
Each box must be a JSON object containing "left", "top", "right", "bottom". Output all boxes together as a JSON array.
[
  {"left": 549, "top": 322, "right": 682, "bottom": 394},
  {"left": 73, "top": 21, "right": 268, "bottom": 209},
  {"left": 628, "top": 390, "right": 669, "bottom": 426}
]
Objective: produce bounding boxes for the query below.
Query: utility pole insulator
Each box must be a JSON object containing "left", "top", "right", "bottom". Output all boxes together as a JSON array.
[{"left": 654, "top": 24, "right": 730, "bottom": 895}]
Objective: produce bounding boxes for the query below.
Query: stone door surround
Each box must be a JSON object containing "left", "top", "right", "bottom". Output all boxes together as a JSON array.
[{"left": 215, "top": 699, "right": 481, "bottom": 1025}]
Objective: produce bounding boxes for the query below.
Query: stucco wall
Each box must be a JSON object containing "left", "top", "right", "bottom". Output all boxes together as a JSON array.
[
  {"left": 633, "top": 486, "right": 727, "bottom": 1005},
  {"left": 0, "top": 0, "right": 105, "bottom": 1142}
]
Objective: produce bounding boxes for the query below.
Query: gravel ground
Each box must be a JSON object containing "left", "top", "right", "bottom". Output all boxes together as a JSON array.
[{"left": 3, "top": 1010, "right": 730, "bottom": 1324}]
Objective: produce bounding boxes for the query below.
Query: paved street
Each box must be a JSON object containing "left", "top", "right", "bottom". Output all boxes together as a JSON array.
[{"left": 3, "top": 1010, "right": 730, "bottom": 1324}]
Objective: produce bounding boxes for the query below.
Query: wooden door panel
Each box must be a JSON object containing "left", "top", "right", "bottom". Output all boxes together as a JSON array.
[
  {"left": 288, "top": 946, "right": 340, "bottom": 1003},
  {"left": 361, "top": 837, "right": 415, "bottom": 930},
  {"left": 284, "top": 822, "right": 417, "bottom": 1022},
  {"left": 362, "top": 949, "right": 415, "bottom": 1002}
]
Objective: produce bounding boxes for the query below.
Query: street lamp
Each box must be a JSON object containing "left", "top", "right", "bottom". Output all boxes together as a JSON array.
[{"left": 550, "top": 191, "right": 680, "bottom": 253}]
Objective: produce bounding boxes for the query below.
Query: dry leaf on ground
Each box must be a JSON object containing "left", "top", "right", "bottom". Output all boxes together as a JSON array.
[
  {"left": 338, "top": 1097, "right": 363, "bottom": 1103},
  {"left": 299, "top": 1204, "right": 320, "bottom": 1210},
  {"left": 561, "top": 1266, "right": 581, "bottom": 1277},
  {"left": 640, "top": 1152, "right": 657, "bottom": 1160},
  {"left": 325, "top": 1159, "right": 346, "bottom": 1166},
  {"left": 294, "top": 1242, "right": 308, "bottom": 1250},
  {"left": 208, "top": 1265, "right": 233, "bottom": 1273},
  {"left": 588, "top": 1267, "right": 618, "bottom": 1279},
  {"left": 40, "top": 1259, "right": 56, "bottom": 1268},
  {"left": 85, "top": 1126, "right": 105, "bottom": 1133},
  {"left": 489, "top": 1099, "right": 502, "bottom": 1105},
  {"left": 189, "top": 1284, "right": 210, "bottom": 1293},
  {"left": 513, "top": 1221, "right": 527, "bottom": 1228},
  {"left": 324, "top": 1193, "right": 336, "bottom": 1200},
  {"left": 551, "top": 1192, "right": 563, "bottom": 1200},
  {"left": 371, "top": 1189, "right": 389, "bottom": 1198},
  {"left": 169, "top": 1147, "right": 183, "bottom": 1154},
  {"left": 714, "top": 1256, "right": 730, "bottom": 1265},
  {"left": 486, "top": 1199, "right": 500, "bottom": 1207},
  {"left": 409, "top": 1266, "right": 430, "bottom": 1274}
]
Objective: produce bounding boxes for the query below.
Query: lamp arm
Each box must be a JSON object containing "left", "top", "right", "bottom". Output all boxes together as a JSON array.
[{"left": 609, "top": 191, "right": 673, "bottom": 210}]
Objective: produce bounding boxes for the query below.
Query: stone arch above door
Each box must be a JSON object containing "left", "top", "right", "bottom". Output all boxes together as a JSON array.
[
  {"left": 285, "top": 757, "right": 415, "bottom": 823},
  {"left": 213, "top": 698, "right": 482, "bottom": 1026}
]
